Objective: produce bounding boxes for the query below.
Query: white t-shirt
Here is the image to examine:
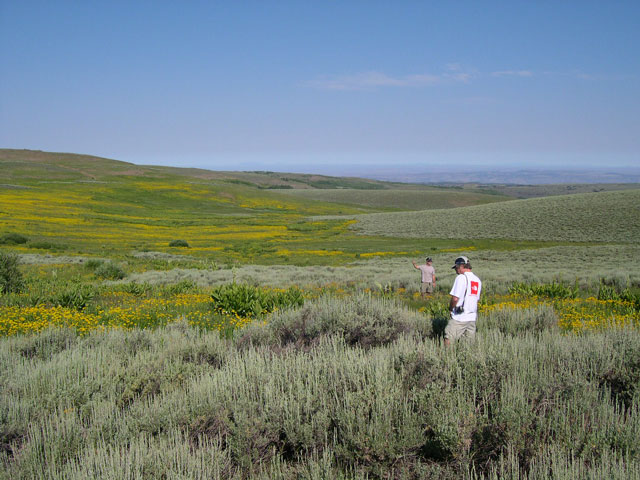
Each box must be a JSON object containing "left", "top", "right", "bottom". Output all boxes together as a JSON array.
[{"left": 449, "top": 271, "right": 482, "bottom": 322}]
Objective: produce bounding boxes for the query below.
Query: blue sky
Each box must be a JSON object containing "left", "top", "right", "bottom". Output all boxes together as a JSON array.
[{"left": 1, "top": 1, "right": 639, "bottom": 175}]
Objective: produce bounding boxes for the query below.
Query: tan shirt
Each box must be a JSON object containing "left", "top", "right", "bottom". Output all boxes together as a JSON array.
[{"left": 418, "top": 264, "right": 435, "bottom": 283}]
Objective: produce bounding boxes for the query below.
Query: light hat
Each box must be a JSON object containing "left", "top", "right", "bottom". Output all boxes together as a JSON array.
[{"left": 452, "top": 256, "right": 470, "bottom": 269}]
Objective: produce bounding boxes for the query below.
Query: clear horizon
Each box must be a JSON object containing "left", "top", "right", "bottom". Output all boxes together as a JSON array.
[{"left": 1, "top": 1, "right": 639, "bottom": 175}]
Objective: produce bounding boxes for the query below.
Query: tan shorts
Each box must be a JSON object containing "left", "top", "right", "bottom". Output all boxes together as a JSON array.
[
  {"left": 444, "top": 318, "right": 476, "bottom": 341},
  {"left": 420, "top": 282, "right": 433, "bottom": 294}
]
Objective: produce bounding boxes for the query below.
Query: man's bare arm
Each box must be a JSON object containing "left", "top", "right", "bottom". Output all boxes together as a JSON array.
[{"left": 449, "top": 295, "right": 459, "bottom": 311}]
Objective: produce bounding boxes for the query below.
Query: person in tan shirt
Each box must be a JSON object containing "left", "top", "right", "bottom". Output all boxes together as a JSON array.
[{"left": 412, "top": 257, "right": 436, "bottom": 299}]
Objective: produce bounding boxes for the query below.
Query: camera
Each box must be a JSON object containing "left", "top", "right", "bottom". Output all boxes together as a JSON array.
[{"left": 452, "top": 306, "right": 464, "bottom": 314}]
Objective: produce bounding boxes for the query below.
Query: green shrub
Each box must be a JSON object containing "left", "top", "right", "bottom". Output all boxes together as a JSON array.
[
  {"left": 162, "top": 280, "right": 198, "bottom": 295},
  {"left": 169, "top": 239, "right": 190, "bottom": 248},
  {"left": 94, "top": 262, "right": 126, "bottom": 280},
  {"left": 0, "top": 252, "right": 24, "bottom": 294},
  {"left": 598, "top": 283, "right": 640, "bottom": 312},
  {"left": 28, "top": 241, "right": 67, "bottom": 250},
  {"left": 52, "top": 283, "right": 96, "bottom": 311},
  {"left": 84, "top": 259, "right": 104, "bottom": 271},
  {"left": 508, "top": 281, "right": 579, "bottom": 299},
  {"left": 0, "top": 233, "right": 28, "bottom": 245},
  {"left": 119, "top": 282, "right": 152, "bottom": 296},
  {"left": 210, "top": 283, "right": 304, "bottom": 319}
]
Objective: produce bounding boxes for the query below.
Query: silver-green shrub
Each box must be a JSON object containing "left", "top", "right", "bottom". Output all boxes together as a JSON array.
[
  {"left": 2, "top": 321, "right": 640, "bottom": 478},
  {"left": 480, "top": 304, "right": 559, "bottom": 336},
  {"left": 240, "top": 292, "right": 431, "bottom": 349},
  {"left": 94, "top": 261, "right": 126, "bottom": 280}
]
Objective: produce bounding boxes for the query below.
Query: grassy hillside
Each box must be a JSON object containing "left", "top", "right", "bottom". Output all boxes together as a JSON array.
[
  {"left": 0, "top": 149, "right": 567, "bottom": 265},
  {"left": 0, "top": 149, "right": 410, "bottom": 190},
  {"left": 351, "top": 189, "right": 640, "bottom": 243},
  {"left": 2, "top": 149, "right": 638, "bottom": 266},
  {"left": 0, "top": 175, "right": 376, "bottom": 260},
  {"left": 277, "top": 187, "right": 509, "bottom": 211},
  {"left": 479, "top": 183, "right": 640, "bottom": 199}
]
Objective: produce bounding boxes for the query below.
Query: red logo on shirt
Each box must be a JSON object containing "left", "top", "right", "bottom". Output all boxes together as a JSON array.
[{"left": 471, "top": 281, "right": 479, "bottom": 295}]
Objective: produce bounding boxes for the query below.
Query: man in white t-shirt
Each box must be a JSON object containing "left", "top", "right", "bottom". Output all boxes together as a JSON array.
[
  {"left": 412, "top": 257, "right": 436, "bottom": 299},
  {"left": 445, "top": 256, "right": 482, "bottom": 345}
]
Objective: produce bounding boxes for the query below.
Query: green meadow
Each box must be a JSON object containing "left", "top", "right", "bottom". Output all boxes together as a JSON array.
[
  {"left": 350, "top": 189, "right": 640, "bottom": 243},
  {"left": 1, "top": 149, "right": 640, "bottom": 479}
]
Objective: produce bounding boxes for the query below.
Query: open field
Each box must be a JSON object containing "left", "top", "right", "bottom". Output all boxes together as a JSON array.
[
  {"left": 476, "top": 183, "right": 640, "bottom": 199},
  {"left": 351, "top": 189, "right": 640, "bottom": 243},
  {"left": 1, "top": 150, "right": 640, "bottom": 478},
  {"left": 279, "top": 183, "right": 640, "bottom": 210},
  {"left": 117, "top": 244, "right": 640, "bottom": 293},
  {"left": 2, "top": 150, "right": 589, "bottom": 265},
  {"left": 277, "top": 188, "right": 509, "bottom": 211}
]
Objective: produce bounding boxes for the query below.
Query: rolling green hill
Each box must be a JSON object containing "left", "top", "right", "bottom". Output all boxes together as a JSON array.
[
  {"left": 460, "top": 182, "right": 640, "bottom": 199},
  {"left": 0, "top": 149, "right": 412, "bottom": 190},
  {"left": 351, "top": 189, "right": 640, "bottom": 243},
  {"left": 2, "top": 149, "right": 638, "bottom": 265},
  {"left": 277, "top": 187, "right": 509, "bottom": 211}
]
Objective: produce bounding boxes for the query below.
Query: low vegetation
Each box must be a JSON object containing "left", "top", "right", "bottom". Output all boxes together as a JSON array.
[
  {"left": 0, "top": 252, "right": 24, "bottom": 294},
  {"left": 278, "top": 187, "right": 509, "bottom": 211},
  {"left": 93, "top": 262, "right": 126, "bottom": 280},
  {"left": 352, "top": 189, "right": 640, "bottom": 243},
  {"left": 1, "top": 306, "right": 639, "bottom": 478},
  {"left": 169, "top": 239, "right": 190, "bottom": 248},
  {"left": 240, "top": 292, "right": 431, "bottom": 349},
  {"left": 210, "top": 282, "right": 304, "bottom": 321},
  {"left": 0, "top": 233, "right": 28, "bottom": 245}
]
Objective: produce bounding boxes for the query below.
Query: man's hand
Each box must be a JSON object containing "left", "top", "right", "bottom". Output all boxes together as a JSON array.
[{"left": 449, "top": 295, "right": 460, "bottom": 311}]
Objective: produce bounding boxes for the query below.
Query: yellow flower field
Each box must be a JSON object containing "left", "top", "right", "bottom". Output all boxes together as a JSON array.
[
  {"left": 481, "top": 294, "right": 639, "bottom": 333},
  {"left": 3, "top": 286, "right": 637, "bottom": 337},
  {"left": 0, "top": 292, "right": 249, "bottom": 336}
]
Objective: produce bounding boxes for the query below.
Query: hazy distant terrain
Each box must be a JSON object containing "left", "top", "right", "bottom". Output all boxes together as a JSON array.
[{"left": 365, "top": 168, "right": 640, "bottom": 185}]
